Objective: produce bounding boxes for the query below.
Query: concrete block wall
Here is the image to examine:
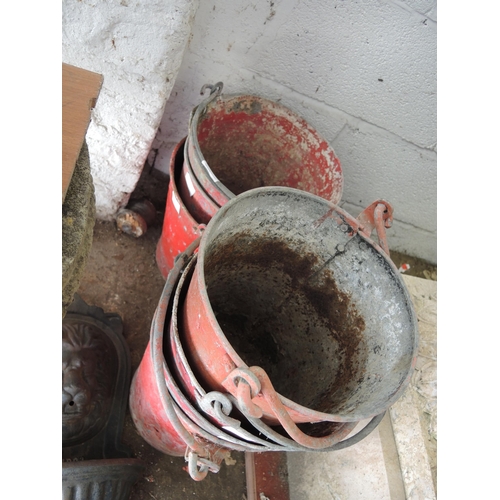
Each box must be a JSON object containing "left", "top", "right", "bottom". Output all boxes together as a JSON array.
[
  {"left": 151, "top": 0, "right": 437, "bottom": 263},
  {"left": 62, "top": 0, "right": 199, "bottom": 220}
]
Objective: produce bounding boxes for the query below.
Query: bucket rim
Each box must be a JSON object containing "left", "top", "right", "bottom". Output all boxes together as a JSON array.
[
  {"left": 168, "top": 137, "right": 199, "bottom": 228},
  {"left": 188, "top": 91, "right": 343, "bottom": 206}
]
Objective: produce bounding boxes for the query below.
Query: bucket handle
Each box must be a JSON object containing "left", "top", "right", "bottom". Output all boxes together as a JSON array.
[
  {"left": 199, "top": 391, "right": 243, "bottom": 429},
  {"left": 187, "top": 82, "right": 223, "bottom": 129},
  {"left": 189, "top": 82, "right": 224, "bottom": 127},
  {"left": 188, "top": 81, "right": 236, "bottom": 201},
  {"left": 356, "top": 200, "right": 394, "bottom": 256},
  {"left": 223, "top": 366, "right": 351, "bottom": 450}
]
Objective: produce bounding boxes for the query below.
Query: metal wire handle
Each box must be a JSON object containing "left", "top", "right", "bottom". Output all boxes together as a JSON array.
[
  {"left": 199, "top": 391, "right": 242, "bottom": 429},
  {"left": 187, "top": 81, "right": 235, "bottom": 200},
  {"left": 224, "top": 366, "right": 356, "bottom": 450}
]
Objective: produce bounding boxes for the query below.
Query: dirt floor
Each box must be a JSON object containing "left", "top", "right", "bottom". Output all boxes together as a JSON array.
[{"left": 74, "top": 167, "right": 437, "bottom": 500}]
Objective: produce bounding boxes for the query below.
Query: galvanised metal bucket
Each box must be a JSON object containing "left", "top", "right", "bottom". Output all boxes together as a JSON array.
[
  {"left": 155, "top": 138, "right": 206, "bottom": 278},
  {"left": 181, "top": 187, "right": 419, "bottom": 425},
  {"left": 185, "top": 82, "right": 343, "bottom": 213}
]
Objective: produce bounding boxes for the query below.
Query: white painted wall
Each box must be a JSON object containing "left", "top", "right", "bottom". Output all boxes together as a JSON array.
[
  {"left": 151, "top": 0, "right": 437, "bottom": 263},
  {"left": 62, "top": 0, "right": 199, "bottom": 220}
]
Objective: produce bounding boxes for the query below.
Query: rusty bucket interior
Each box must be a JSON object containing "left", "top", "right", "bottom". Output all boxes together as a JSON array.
[
  {"left": 197, "top": 187, "right": 418, "bottom": 422},
  {"left": 191, "top": 93, "right": 343, "bottom": 204}
]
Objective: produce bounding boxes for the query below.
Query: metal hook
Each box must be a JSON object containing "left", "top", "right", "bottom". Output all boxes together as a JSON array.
[
  {"left": 200, "top": 81, "right": 224, "bottom": 96},
  {"left": 186, "top": 450, "right": 209, "bottom": 481},
  {"left": 199, "top": 391, "right": 242, "bottom": 428},
  {"left": 185, "top": 449, "right": 220, "bottom": 481},
  {"left": 222, "top": 368, "right": 263, "bottom": 419}
]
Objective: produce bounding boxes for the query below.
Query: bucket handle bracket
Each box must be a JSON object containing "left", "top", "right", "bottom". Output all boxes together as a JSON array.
[
  {"left": 356, "top": 200, "right": 394, "bottom": 256},
  {"left": 199, "top": 391, "right": 243, "bottom": 429},
  {"left": 200, "top": 81, "right": 224, "bottom": 97},
  {"left": 222, "top": 368, "right": 263, "bottom": 419},
  {"left": 185, "top": 448, "right": 221, "bottom": 481}
]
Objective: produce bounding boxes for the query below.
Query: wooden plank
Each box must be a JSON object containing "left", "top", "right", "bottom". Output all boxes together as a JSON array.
[
  {"left": 246, "top": 452, "right": 290, "bottom": 500},
  {"left": 62, "top": 63, "right": 103, "bottom": 203}
]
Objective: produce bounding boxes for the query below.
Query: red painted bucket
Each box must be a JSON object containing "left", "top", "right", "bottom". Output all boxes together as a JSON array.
[
  {"left": 136, "top": 241, "right": 363, "bottom": 454},
  {"left": 155, "top": 138, "right": 206, "bottom": 278},
  {"left": 185, "top": 83, "right": 344, "bottom": 213},
  {"left": 156, "top": 84, "right": 344, "bottom": 278}
]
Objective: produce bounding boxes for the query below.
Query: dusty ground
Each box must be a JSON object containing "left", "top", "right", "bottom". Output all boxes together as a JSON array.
[
  {"left": 76, "top": 168, "right": 247, "bottom": 500},
  {"left": 75, "top": 167, "right": 437, "bottom": 499}
]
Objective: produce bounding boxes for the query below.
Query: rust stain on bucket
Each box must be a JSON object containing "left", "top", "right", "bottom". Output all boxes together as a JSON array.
[{"left": 205, "top": 234, "right": 367, "bottom": 416}]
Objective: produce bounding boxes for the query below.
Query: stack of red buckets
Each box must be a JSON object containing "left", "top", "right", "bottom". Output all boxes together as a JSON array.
[
  {"left": 155, "top": 82, "right": 344, "bottom": 278},
  {"left": 130, "top": 82, "right": 418, "bottom": 481}
]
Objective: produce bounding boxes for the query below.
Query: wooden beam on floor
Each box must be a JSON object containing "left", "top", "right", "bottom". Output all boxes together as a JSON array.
[{"left": 245, "top": 452, "right": 290, "bottom": 500}]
